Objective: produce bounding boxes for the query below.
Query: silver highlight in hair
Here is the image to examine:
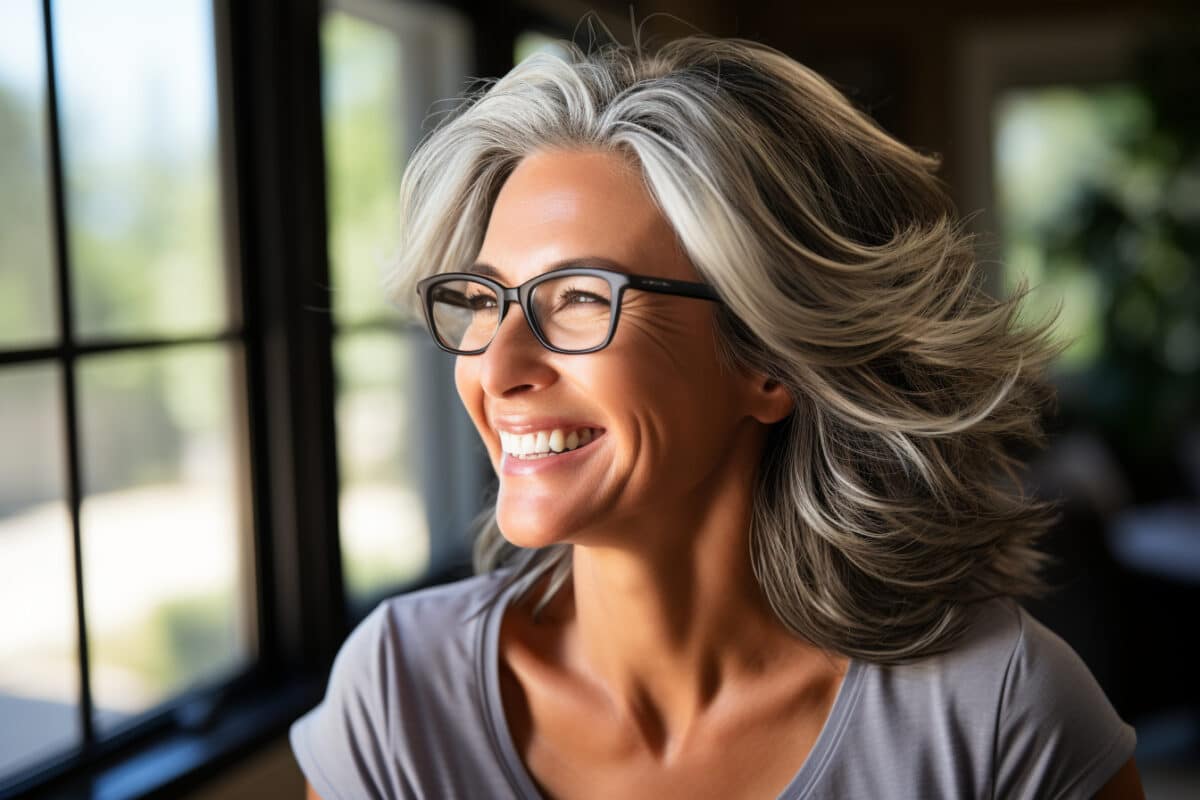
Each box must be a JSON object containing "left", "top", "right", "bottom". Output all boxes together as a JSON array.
[{"left": 386, "top": 35, "right": 1061, "bottom": 664}]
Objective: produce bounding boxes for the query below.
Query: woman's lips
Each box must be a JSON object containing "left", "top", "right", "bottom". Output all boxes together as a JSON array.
[{"left": 500, "top": 430, "right": 605, "bottom": 476}]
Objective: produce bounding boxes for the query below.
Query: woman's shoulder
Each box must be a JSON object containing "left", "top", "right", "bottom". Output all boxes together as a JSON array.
[
  {"left": 859, "top": 597, "right": 1045, "bottom": 703},
  {"left": 315, "top": 570, "right": 501, "bottom": 675},
  {"left": 302, "top": 567, "right": 511, "bottom": 713},
  {"left": 289, "top": 569, "right": 517, "bottom": 799},
  {"left": 967, "top": 599, "right": 1138, "bottom": 798},
  {"left": 824, "top": 597, "right": 1136, "bottom": 799},
  {"left": 909, "top": 597, "right": 1125, "bottom": 734}
]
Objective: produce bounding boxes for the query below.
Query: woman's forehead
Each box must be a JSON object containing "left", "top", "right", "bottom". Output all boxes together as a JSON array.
[{"left": 476, "top": 149, "right": 695, "bottom": 284}]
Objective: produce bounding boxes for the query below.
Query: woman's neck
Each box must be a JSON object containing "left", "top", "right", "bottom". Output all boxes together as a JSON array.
[{"left": 535, "top": 461, "right": 827, "bottom": 763}]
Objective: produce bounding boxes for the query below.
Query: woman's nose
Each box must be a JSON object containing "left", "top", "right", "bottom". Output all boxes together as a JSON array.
[{"left": 477, "top": 302, "right": 557, "bottom": 398}]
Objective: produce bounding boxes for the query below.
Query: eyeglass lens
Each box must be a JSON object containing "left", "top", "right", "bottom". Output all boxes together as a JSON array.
[{"left": 428, "top": 275, "right": 614, "bottom": 352}]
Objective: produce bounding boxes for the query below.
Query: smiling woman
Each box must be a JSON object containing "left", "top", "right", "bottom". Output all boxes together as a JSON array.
[{"left": 289, "top": 33, "right": 1143, "bottom": 800}]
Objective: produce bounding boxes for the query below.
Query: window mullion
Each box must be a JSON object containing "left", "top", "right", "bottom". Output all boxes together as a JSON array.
[
  {"left": 39, "top": 0, "right": 95, "bottom": 751},
  {"left": 224, "top": 0, "right": 347, "bottom": 671}
]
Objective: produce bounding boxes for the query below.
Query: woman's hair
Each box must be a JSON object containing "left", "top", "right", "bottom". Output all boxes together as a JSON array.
[{"left": 386, "top": 32, "right": 1061, "bottom": 664}]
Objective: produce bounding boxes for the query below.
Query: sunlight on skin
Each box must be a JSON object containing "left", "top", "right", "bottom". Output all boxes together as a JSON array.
[{"left": 458, "top": 149, "right": 791, "bottom": 555}]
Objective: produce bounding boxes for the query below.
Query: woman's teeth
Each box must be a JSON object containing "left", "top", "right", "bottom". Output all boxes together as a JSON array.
[{"left": 500, "top": 427, "right": 596, "bottom": 459}]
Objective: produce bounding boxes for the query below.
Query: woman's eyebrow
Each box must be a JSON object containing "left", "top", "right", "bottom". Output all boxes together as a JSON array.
[
  {"left": 467, "top": 262, "right": 503, "bottom": 278},
  {"left": 467, "top": 256, "right": 633, "bottom": 279},
  {"left": 566, "top": 256, "right": 632, "bottom": 274}
]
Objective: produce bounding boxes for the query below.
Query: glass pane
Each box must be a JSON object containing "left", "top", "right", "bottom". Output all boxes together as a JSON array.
[
  {"left": 52, "top": 0, "right": 227, "bottom": 340},
  {"left": 0, "top": 1, "right": 58, "bottom": 348},
  {"left": 530, "top": 274, "right": 614, "bottom": 351},
  {"left": 77, "top": 344, "right": 252, "bottom": 729},
  {"left": 334, "top": 331, "right": 430, "bottom": 603},
  {"left": 515, "top": 30, "right": 570, "bottom": 64},
  {"left": 0, "top": 364, "right": 79, "bottom": 780},
  {"left": 321, "top": 12, "right": 407, "bottom": 324},
  {"left": 428, "top": 278, "right": 500, "bottom": 352},
  {"left": 993, "top": 85, "right": 1155, "bottom": 372}
]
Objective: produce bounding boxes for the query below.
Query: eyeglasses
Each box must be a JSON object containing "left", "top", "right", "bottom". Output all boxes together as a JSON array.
[{"left": 415, "top": 266, "right": 722, "bottom": 355}]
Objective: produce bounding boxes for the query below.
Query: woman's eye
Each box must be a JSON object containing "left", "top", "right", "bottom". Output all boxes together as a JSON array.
[
  {"left": 467, "top": 293, "right": 497, "bottom": 311},
  {"left": 560, "top": 289, "right": 608, "bottom": 306}
]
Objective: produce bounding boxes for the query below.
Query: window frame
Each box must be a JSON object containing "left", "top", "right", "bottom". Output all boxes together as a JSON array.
[
  {"left": 0, "top": 0, "right": 273, "bottom": 794},
  {"left": 950, "top": 16, "right": 1144, "bottom": 296},
  {"left": 1, "top": 0, "right": 340, "bottom": 795}
]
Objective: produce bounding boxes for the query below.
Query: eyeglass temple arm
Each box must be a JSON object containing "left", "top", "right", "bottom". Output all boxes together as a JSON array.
[{"left": 626, "top": 275, "right": 722, "bottom": 302}]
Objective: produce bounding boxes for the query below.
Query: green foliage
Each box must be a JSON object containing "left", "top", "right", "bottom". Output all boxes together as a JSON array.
[
  {"left": 92, "top": 589, "right": 242, "bottom": 698},
  {"left": 996, "top": 30, "right": 1200, "bottom": 466},
  {"left": 66, "top": 147, "right": 224, "bottom": 339},
  {"left": 322, "top": 12, "right": 406, "bottom": 324},
  {"left": 0, "top": 84, "right": 57, "bottom": 346}
]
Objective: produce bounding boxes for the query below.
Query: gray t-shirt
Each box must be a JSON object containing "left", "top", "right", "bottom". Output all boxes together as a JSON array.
[{"left": 290, "top": 568, "right": 1136, "bottom": 799}]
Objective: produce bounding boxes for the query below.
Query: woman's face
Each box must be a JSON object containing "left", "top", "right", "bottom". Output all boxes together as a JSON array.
[{"left": 456, "top": 148, "right": 786, "bottom": 548}]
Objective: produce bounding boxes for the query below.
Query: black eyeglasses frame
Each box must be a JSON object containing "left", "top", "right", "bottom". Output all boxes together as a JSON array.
[{"left": 415, "top": 266, "right": 722, "bottom": 355}]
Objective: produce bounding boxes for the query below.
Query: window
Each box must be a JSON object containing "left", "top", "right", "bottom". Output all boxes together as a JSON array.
[
  {"left": 515, "top": 29, "right": 571, "bottom": 63},
  {"left": 319, "top": 0, "right": 481, "bottom": 613},
  {"left": 994, "top": 84, "right": 1169, "bottom": 372},
  {"left": 0, "top": 0, "right": 253, "bottom": 788}
]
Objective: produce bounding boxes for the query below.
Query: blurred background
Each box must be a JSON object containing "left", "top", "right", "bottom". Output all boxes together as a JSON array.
[{"left": 0, "top": 0, "right": 1196, "bottom": 797}]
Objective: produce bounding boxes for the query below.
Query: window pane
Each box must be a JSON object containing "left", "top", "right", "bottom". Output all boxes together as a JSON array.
[
  {"left": 993, "top": 85, "right": 1154, "bottom": 371},
  {"left": 515, "top": 30, "right": 570, "bottom": 64},
  {"left": 321, "top": 12, "right": 407, "bottom": 324},
  {"left": 0, "top": 364, "right": 79, "bottom": 781},
  {"left": 77, "top": 345, "right": 252, "bottom": 729},
  {"left": 0, "top": 1, "right": 58, "bottom": 348},
  {"left": 52, "top": 0, "right": 228, "bottom": 340},
  {"left": 334, "top": 332, "right": 430, "bottom": 603}
]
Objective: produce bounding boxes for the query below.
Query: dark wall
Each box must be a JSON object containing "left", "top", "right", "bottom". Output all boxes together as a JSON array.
[{"left": 527, "top": 0, "right": 1183, "bottom": 208}]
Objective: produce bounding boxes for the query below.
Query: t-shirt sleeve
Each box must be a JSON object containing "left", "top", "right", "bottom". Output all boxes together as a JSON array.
[
  {"left": 289, "top": 602, "right": 407, "bottom": 800},
  {"left": 993, "top": 607, "right": 1137, "bottom": 800}
]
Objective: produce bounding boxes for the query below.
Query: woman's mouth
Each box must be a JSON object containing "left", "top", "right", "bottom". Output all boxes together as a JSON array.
[{"left": 499, "top": 426, "right": 603, "bottom": 459}]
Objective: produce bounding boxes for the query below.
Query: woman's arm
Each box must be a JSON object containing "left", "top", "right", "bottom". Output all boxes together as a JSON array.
[
  {"left": 306, "top": 781, "right": 323, "bottom": 800},
  {"left": 1094, "top": 757, "right": 1145, "bottom": 800}
]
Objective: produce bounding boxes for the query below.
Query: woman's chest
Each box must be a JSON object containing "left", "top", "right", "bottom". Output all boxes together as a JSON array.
[
  {"left": 513, "top": 719, "right": 823, "bottom": 800},
  {"left": 497, "top": 653, "right": 840, "bottom": 800}
]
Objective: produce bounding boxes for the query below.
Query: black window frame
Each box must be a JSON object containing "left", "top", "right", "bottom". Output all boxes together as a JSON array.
[{"left": 1, "top": 0, "right": 342, "bottom": 795}]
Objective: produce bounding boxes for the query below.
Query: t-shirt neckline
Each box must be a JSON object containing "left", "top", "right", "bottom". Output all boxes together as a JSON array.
[{"left": 477, "top": 571, "right": 866, "bottom": 800}]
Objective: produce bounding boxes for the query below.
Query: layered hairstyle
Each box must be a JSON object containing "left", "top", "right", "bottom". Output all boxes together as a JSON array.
[{"left": 385, "top": 33, "right": 1060, "bottom": 663}]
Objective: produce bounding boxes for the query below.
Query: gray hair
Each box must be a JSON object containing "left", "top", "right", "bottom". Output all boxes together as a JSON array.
[{"left": 386, "top": 35, "right": 1060, "bottom": 664}]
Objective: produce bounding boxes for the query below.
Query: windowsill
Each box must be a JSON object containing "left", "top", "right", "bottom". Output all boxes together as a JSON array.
[{"left": 11, "top": 678, "right": 322, "bottom": 800}]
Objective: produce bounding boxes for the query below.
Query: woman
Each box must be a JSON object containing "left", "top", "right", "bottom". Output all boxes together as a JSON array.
[{"left": 291, "top": 34, "right": 1143, "bottom": 799}]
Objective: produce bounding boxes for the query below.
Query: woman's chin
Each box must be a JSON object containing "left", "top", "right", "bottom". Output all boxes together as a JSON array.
[
  {"left": 497, "top": 527, "right": 571, "bottom": 550},
  {"left": 496, "top": 506, "right": 576, "bottom": 550}
]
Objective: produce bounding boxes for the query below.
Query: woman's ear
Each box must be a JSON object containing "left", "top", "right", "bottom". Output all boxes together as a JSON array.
[{"left": 748, "top": 374, "right": 794, "bottom": 425}]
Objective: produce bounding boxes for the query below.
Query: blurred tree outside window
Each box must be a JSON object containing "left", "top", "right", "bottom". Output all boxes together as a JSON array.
[
  {"left": 515, "top": 29, "right": 571, "bottom": 63},
  {"left": 0, "top": 0, "right": 58, "bottom": 348},
  {"left": 993, "top": 45, "right": 1200, "bottom": 478},
  {"left": 54, "top": 0, "right": 227, "bottom": 340}
]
